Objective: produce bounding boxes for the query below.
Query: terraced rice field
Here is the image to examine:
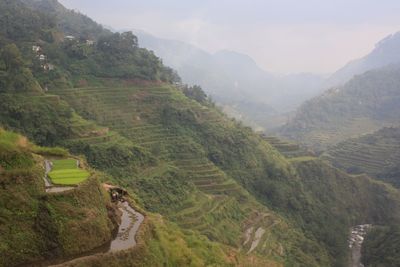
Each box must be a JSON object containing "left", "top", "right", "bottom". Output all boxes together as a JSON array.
[
  {"left": 322, "top": 127, "right": 400, "bottom": 185},
  {"left": 48, "top": 159, "right": 89, "bottom": 185},
  {"left": 49, "top": 85, "right": 282, "bottom": 250},
  {"left": 290, "top": 117, "right": 391, "bottom": 150},
  {"left": 262, "top": 136, "right": 313, "bottom": 158}
]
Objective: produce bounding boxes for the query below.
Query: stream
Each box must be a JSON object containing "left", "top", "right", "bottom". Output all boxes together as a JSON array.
[{"left": 348, "top": 224, "right": 371, "bottom": 267}]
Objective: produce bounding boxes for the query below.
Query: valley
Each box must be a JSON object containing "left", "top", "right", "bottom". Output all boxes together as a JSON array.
[{"left": 0, "top": 0, "right": 400, "bottom": 266}]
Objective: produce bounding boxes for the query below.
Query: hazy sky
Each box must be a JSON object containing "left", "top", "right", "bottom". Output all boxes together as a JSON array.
[{"left": 59, "top": 0, "right": 400, "bottom": 74}]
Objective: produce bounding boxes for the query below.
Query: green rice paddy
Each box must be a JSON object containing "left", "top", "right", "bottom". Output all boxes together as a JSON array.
[{"left": 48, "top": 159, "right": 90, "bottom": 185}]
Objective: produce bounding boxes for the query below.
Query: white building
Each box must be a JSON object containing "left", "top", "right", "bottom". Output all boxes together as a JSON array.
[
  {"left": 32, "top": 45, "right": 41, "bottom": 52},
  {"left": 64, "top": 35, "right": 76, "bottom": 41}
]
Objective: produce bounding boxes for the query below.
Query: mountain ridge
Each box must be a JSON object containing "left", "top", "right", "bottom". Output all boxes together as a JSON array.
[
  {"left": 325, "top": 31, "right": 400, "bottom": 88},
  {"left": 280, "top": 64, "right": 400, "bottom": 150},
  {"left": 1, "top": 1, "right": 400, "bottom": 267}
]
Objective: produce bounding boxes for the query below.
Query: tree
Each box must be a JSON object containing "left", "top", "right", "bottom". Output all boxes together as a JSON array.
[
  {"left": 182, "top": 85, "right": 208, "bottom": 104},
  {"left": 0, "top": 44, "right": 42, "bottom": 93},
  {"left": 1, "top": 44, "right": 23, "bottom": 71},
  {"left": 97, "top": 31, "right": 138, "bottom": 56}
]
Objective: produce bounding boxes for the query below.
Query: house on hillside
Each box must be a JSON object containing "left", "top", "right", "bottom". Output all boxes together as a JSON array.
[
  {"left": 32, "top": 45, "right": 41, "bottom": 53},
  {"left": 102, "top": 183, "right": 128, "bottom": 202},
  {"left": 38, "top": 54, "right": 46, "bottom": 61},
  {"left": 86, "top": 39, "right": 94, "bottom": 46},
  {"left": 64, "top": 35, "right": 76, "bottom": 41},
  {"left": 43, "top": 63, "right": 55, "bottom": 71}
]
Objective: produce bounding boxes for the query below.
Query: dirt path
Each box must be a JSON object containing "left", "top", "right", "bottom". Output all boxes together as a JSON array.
[
  {"left": 247, "top": 227, "right": 266, "bottom": 254},
  {"left": 43, "top": 160, "right": 75, "bottom": 193},
  {"left": 109, "top": 201, "right": 145, "bottom": 251}
]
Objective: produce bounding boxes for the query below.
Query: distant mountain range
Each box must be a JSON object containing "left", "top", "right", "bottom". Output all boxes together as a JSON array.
[
  {"left": 134, "top": 30, "right": 326, "bottom": 130},
  {"left": 325, "top": 31, "right": 400, "bottom": 87}
]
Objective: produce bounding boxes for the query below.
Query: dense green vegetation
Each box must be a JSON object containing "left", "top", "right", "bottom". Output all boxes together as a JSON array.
[
  {"left": 322, "top": 126, "right": 400, "bottom": 188},
  {"left": 280, "top": 65, "right": 400, "bottom": 150},
  {"left": 0, "top": 93, "right": 73, "bottom": 145},
  {"left": 0, "top": 0, "right": 55, "bottom": 42},
  {"left": 293, "top": 159, "right": 400, "bottom": 266},
  {"left": 0, "top": 0, "right": 179, "bottom": 93},
  {"left": 362, "top": 225, "right": 400, "bottom": 267},
  {"left": 20, "top": 0, "right": 111, "bottom": 40}
]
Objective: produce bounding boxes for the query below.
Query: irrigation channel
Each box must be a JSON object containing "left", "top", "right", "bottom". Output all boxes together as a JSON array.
[
  {"left": 348, "top": 224, "right": 372, "bottom": 267},
  {"left": 34, "top": 160, "right": 145, "bottom": 266}
]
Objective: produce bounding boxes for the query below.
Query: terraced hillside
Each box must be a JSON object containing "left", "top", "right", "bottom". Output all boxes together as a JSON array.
[
  {"left": 41, "top": 83, "right": 400, "bottom": 267},
  {"left": 261, "top": 135, "right": 314, "bottom": 158},
  {"left": 322, "top": 127, "right": 400, "bottom": 188},
  {"left": 4, "top": 86, "right": 400, "bottom": 266},
  {"left": 280, "top": 65, "right": 400, "bottom": 150},
  {"left": 3, "top": 1, "right": 400, "bottom": 265},
  {"left": 0, "top": 128, "right": 250, "bottom": 267},
  {"left": 49, "top": 85, "right": 330, "bottom": 266}
]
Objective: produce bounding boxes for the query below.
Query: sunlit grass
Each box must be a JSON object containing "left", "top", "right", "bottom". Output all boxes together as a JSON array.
[
  {"left": 48, "top": 159, "right": 89, "bottom": 185},
  {"left": 52, "top": 159, "right": 78, "bottom": 170}
]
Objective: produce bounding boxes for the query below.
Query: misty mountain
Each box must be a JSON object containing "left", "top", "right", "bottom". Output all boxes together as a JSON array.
[
  {"left": 280, "top": 64, "right": 400, "bottom": 150},
  {"left": 21, "top": 0, "right": 111, "bottom": 39},
  {"left": 326, "top": 31, "right": 400, "bottom": 87},
  {"left": 135, "top": 30, "right": 326, "bottom": 130}
]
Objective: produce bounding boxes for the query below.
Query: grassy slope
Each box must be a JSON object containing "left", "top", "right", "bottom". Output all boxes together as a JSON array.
[
  {"left": 0, "top": 129, "right": 114, "bottom": 266},
  {"left": 0, "top": 128, "right": 237, "bottom": 267},
  {"left": 3, "top": 82, "right": 400, "bottom": 266},
  {"left": 50, "top": 84, "right": 339, "bottom": 266},
  {"left": 322, "top": 126, "right": 400, "bottom": 188},
  {"left": 0, "top": 92, "right": 238, "bottom": 266},
  {"left": 45, "top": 83, "right": 384, "bottom": 267}
]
